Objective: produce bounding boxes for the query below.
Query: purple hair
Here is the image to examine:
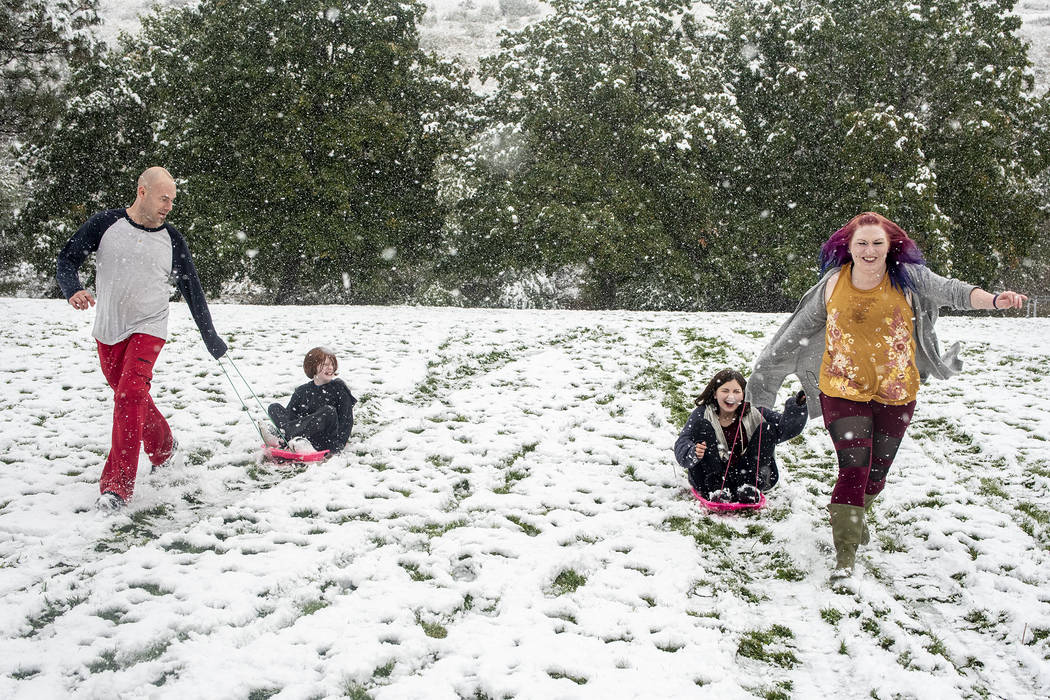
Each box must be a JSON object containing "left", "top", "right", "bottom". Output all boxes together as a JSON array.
[{"left": 819, "top": 212, "right": 926, "bottom": 292}]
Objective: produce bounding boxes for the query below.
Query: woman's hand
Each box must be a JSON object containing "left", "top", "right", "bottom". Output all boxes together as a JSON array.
[
  {"left": 694, "top": 441, "right": 707, "bottom": 459},
  {"left": 992, "top": 290, "right": 1028, "bottom": 310}
]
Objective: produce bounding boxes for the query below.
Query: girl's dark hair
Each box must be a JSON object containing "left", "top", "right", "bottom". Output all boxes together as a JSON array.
[
  {"left": 818, "top": 211, "right": 926, "bottom": 292},
  {"left": 303, "top": 347, "right": 338, "bottom": 378},
  {"left": 694, "top": 368, "right": 747, "bottom": 411}
]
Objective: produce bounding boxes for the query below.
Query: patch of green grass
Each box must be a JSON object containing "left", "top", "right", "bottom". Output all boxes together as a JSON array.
[
  {"left": 87, "top": 649, "right": 121, "bottom": 673},
  {"left": 1026, "top": 627, "right": 1049, "bottom": 645},
  {"left": 656, "top": 639, "right": 683, "bottom": 652},
  {"left": 342, "top": 680, "right": 374, "bottom": 699},
  {"left": 126, "top": 640, "right": 170, "bottom": 665},
  {"left": 820, "top": 607, "right": 843, "bottom": 625},
  {"left": 878, "top": 533, "right": 906, "bottom": 552},
  {"left": 547, "top": 610, "right": 577, "bottom": 624},
  {"left": 761, "top": 680, "right": 793, "bottom": 700},
  {"left": 292, "top": 508, "right": 318, "bottom": 518},
  {"left": 664, "top": 515, "right": 737, "bottom": 549},
  {"left": 162, "top": 538, "right": 214, "bottom": 554},
  {"left": 453, "top": 479, "right": 472, "bottom": 499},
  {"left": 130, "top": 582, "right": 170, "bottom": 596},
  {"left": 736, "top": 625, "right": 798, "bottom": 668},
  {"left": 746, "top": 523, "right": 774, "bottom": 544},
  {"left": 1017, "top": 502, "right": 1049, "bottom": 525},
  {"left": 373, "top": 660, "right": 395, "bottom": 678},
  {"left": 552, "top": 569, "right": 587, "bottom": 595},
  {"left": 924, "top": 634, "right": 950, "bottom": 661},
  {"left": 547, "top": 670, "right": 587, "bottom": 685},
  {"left": 426, "top": 453, "right": 453, "bottom": 467},
  {"left": 301, "top": 599, "right": 328, "bottom": 616},
  {"left": 24, "top": 595, "right": 85, "bottom": 636},
  {"left": 96, "top": 607, "right": 126, "bottom": 624},
  {"left": 247, "top": 688, "right": 281, "bottom": 700},
  {"left": 977, "top": 478, "right": 1009, "bottom": 499},
  {"left": 963, "top": 609, "right": 992, "bottom": 630},
  {"left": 506, "top": 514, "right": 541, "bottom": 536},
  {"left": 910, "top": 417, "right": 979, "bottom": 453},
  {"left": 409, "top": 519, "right": 468, "bottom": 537},
  {"left": 11, "top": 667, "right": 40, "bottom": 680},
  {"left": 185, "top": 447, "right": 213, "bottom": 466},
  {"left": 419, "top": 617, "right": 448, "bottom": 639},
  {"left": 771, "top": 551, "right": 805, "bottom": 581},
  {"left": 399, "top": 562, "right": 432, "bottom": 582},
  {"left": 493, "top": 442, "right": 538, "bottom": 494}
]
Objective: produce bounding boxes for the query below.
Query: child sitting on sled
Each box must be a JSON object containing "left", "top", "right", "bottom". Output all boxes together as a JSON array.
[
  {"left": 674, "top": 368, "right": 807, "bottom": 503},
  {"left": 261, "top": 347, "right": 357, "bottom": 454}
]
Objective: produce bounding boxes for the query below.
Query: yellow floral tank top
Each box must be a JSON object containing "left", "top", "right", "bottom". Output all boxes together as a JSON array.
[{"left": 819, "top": 264, "right": 920, "bottom": 404}]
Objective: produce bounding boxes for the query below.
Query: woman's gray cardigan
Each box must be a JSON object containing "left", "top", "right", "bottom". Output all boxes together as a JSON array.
[{"left": 746, "top": 263, "right": 977, "bottom": 418}]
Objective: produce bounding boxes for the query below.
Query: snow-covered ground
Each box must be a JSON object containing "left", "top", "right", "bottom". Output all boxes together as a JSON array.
[{"left": 1, "top": 299, "right": 1047, "bottom": 698}]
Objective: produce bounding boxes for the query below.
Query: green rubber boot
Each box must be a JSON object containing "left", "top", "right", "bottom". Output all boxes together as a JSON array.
[
  {"left": 861, "top": 493, "right": 879, "bottom": 546},
  {"left": 829, "top": 503, "right": 866, "bottom": 580}
]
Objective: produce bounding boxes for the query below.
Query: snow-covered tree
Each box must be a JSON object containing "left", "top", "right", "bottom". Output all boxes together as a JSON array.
[
  {"left": 705, "top": 0, "right": 1050, "bottom": 305},
  {"left": 0, "top": 0, "right": 99, "bottom": 141},
  {"left": 0, "top": 0, "right": 100, "bottom": 287},
  {"left": 16, "top": 0, "right": 473, "bottom": 302},
  {"left": 450, "top": 0, "right": 744, "bottom": 309}
]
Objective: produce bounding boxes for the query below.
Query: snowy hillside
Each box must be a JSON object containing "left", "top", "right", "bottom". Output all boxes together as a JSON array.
[{"left": 1, "top": 300, "right": 1048, "bottom": 698}]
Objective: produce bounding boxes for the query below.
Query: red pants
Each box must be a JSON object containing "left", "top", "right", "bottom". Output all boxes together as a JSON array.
[{"left": 97, "top": 334, "right": 173, "bottom": 501}]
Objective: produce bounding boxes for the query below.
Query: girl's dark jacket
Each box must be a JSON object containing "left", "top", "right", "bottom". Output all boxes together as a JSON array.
[{"left": 673, "top": 394, "right": 807, "bottom": 490}]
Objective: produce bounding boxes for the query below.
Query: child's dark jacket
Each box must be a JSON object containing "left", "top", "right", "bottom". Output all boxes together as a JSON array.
[
  {"left": 674, "top": 394, "right": 807, "bottom": 490},
  {"left": 285, "top": 378, "right": 357, "bottom": 450}
]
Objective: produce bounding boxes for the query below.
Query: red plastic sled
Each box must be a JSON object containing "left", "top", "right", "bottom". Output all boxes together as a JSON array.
[
  {"left": 691, "top": 486, "right": 766, "bottom": 512},
  {"left": 263, "top": 445, "right": 329, "bottom": 463}
]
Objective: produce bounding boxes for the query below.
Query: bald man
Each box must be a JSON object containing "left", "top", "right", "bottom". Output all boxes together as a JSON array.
[{"left": 56, "top": 167, "right": 228, "bottom": 512}]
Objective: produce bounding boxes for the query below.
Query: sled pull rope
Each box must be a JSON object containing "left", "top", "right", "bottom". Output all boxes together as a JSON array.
[
  {"left": 754, "top": 419, "right": 763, "bottom": 489},
  {"left": 216, "top": 355, "right": 282, "bottom": 442},
  {"left": 227, "top": 355, "right": 273, "bottom": 421},
  {"left": 719, "top": 411, "right": 744, "bottom": 493}
]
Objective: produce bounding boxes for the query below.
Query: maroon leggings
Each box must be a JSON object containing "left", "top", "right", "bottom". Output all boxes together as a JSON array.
[{"left": 819, "top": 393, "right": 916, "bottom": 507}]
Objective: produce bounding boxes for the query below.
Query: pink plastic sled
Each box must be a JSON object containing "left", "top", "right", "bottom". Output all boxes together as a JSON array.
[
  {"left": 691, "top": 486, "right": 766, "bottom": 512},
  {"left": 263, "top": 445, "right": 329, "bottom": 463}
]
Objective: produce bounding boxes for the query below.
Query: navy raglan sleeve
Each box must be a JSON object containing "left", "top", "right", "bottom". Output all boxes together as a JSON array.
[
  {"left": 760, "top": 396, "right": 808, "bottom": 444},
  {"left": 55, "top": 210, "right": 121, "bottom": 299},
  {"left": 169, "top": 227, "right": 228, "bottom": 359},
  {"left": 674, "top": 407, "right": 707, "bottom": 469}
]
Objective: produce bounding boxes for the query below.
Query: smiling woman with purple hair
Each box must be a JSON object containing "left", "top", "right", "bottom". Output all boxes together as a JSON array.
[{"left": 747, "top": 212, "right": 1028, "bottom": 582}]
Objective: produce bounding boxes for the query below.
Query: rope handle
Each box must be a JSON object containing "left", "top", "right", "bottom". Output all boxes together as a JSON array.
[
  {"left": 216, "top": 355, "right": 286, "bottom": 443},
  {"left": 718, "top": 411, "right": 744, "bottom": 492},
  {"left": 754, "top": 419, "right": 763, "bottom": 489}
]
